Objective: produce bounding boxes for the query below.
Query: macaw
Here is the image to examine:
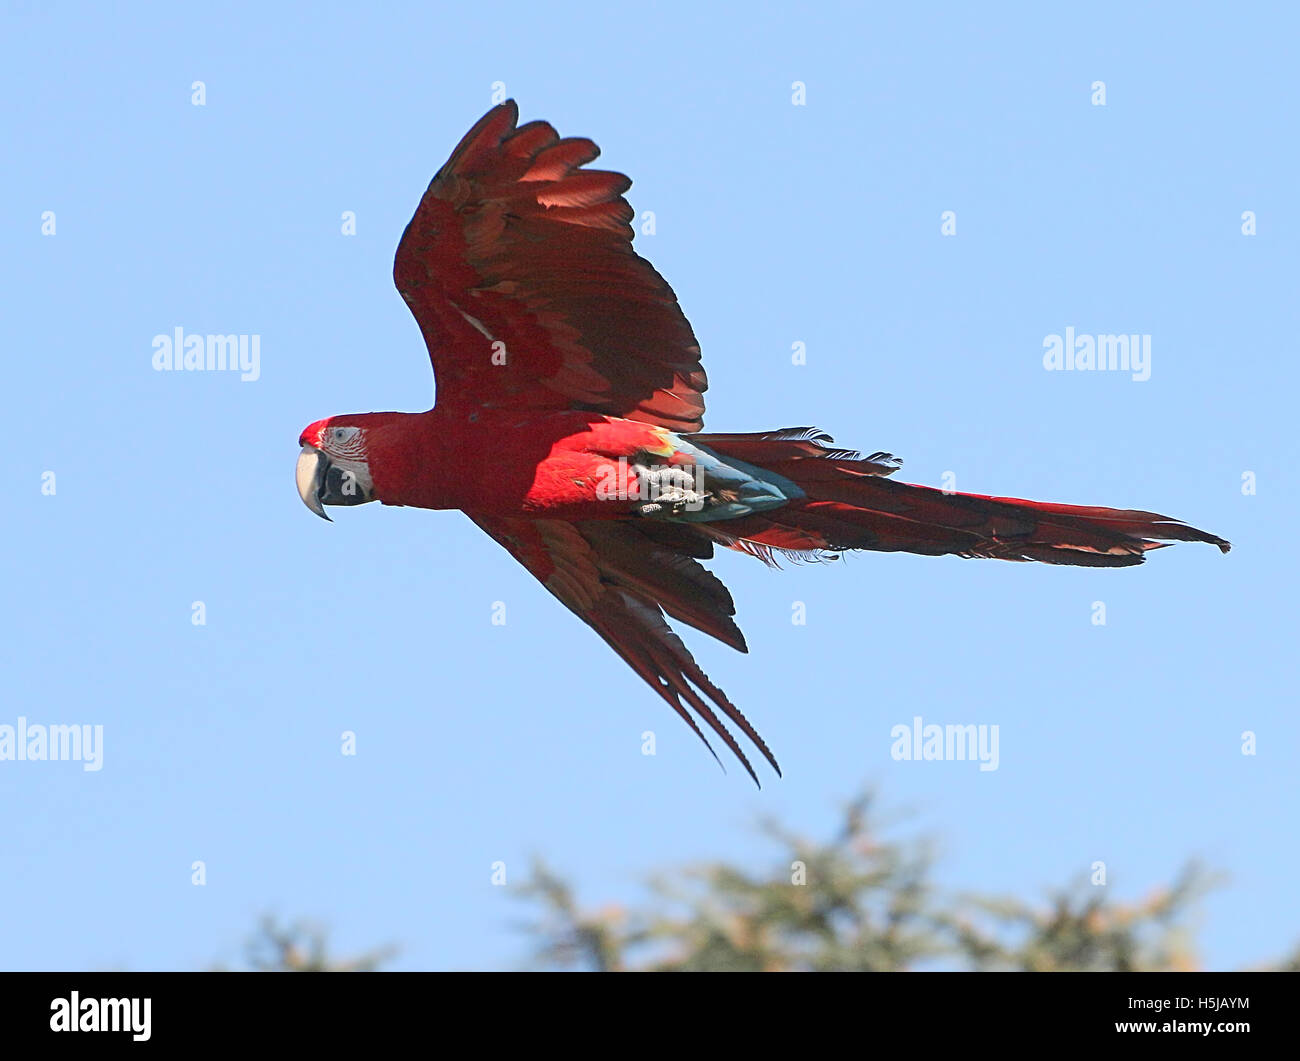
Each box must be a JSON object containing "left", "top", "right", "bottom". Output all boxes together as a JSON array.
[{"left": 297, "top": 101, "right": 1228, "bottom": 784}]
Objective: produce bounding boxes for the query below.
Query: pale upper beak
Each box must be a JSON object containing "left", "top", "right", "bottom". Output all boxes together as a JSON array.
[
  {"left": 297, "top": 443, "right": 374, "bottom": 519},
  {"left": 296, "top": 445, "right": 332, "bottom": 521}
]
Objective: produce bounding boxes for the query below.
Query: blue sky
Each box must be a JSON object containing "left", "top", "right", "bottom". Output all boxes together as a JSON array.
[{"left": 2, "top": 1, "right": 1295, "bottom": 970}]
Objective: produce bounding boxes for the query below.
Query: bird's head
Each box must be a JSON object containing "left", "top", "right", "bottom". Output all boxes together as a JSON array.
[{"left": 296, "top": 416, "right": 377, "bottom": 520}]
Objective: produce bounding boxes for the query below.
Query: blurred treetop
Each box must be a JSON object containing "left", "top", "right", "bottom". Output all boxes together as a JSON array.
[{"left": 235, "top": 793, "right": 1299, "bottom": 972}]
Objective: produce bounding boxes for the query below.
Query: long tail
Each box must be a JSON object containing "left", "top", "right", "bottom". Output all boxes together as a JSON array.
[{"left": 693, "top": 428, "right": 1230, "bottom": 567}]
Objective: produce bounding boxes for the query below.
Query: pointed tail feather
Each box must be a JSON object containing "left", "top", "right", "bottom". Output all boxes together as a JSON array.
[{"left": 697, "top": 430, "right": 1229, "bottom": 567}]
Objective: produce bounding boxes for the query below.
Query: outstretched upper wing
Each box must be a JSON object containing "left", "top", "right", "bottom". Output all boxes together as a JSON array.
[
  {"left": 395, "top": 101, "right": 707, "bottom": 432},
  {"left": 469, "top": 515, "right": 780, "bottom": 784}
]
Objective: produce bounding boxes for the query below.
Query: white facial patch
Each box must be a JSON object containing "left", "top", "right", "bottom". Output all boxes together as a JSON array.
[
  {"left": 328, "top": 425, "right": 362, "bottom": 447},
  {"left": 321, "top": 427, "right": 373, "bottom": 497}
]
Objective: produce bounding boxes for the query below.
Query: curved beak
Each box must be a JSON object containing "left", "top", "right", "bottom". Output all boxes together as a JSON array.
[{"left": 296, "top": 445, "right": 333, "bottom": 521}]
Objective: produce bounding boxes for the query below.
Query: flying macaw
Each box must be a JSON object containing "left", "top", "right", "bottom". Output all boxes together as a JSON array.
[{"left": 297, "top": 101, "right": 1229, "bottom": 784}]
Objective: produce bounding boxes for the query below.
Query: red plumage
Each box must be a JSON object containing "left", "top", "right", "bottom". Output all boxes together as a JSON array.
[{"left": 297, "top": 102, "right": 1228, "bottom": 785}]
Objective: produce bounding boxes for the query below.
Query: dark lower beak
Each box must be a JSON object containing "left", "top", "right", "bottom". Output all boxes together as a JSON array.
[
  {"left": 296, "top": 445, "right": 373, "bottom": 520},
  {"left": 296, "top": 446, "right": 333, "bottom": 521}
]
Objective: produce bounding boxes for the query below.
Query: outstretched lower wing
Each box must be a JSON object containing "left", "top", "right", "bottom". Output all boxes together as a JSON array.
[
  {"left": 469, "top": 515, "right": 779, "bottom": 784},
  {"left": 395, "top": 101, "right": 707, "bottom": 432}
]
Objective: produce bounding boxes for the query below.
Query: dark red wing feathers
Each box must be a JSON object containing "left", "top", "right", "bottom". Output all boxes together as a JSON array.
[
  {"left": 394, "top": 100, "right": 707, "bottom": 431},
  {"left": 469, "top": 515, "right": 779, "bottom": 784}
]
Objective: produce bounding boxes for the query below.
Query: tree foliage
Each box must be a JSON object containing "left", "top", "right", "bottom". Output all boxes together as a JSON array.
[
  {"left": 514, "top": 794, "right": 1288, "bottom": 972},
  {"left": 236, "top": 793, "right": 1298, "bottom": 971}
]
